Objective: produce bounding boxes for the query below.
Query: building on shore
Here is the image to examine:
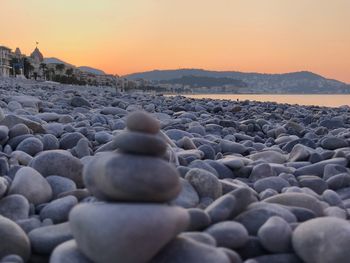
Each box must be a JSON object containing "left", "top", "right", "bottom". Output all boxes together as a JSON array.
[
  {"left": 0, "top": 46, "right": 12, "bottom": 77},
  {"left": 12, "top": 47, "right": 25, "bottom": 77},
  {"left": 0, "top": 43, "right": 125, "bottom": 87},
  {"left": 30, "top": 47, "right": 44, "bottom": 80}
]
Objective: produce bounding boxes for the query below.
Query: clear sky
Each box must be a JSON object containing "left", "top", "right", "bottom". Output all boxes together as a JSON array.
[{"left": 1, "top": 0, "right": 349, "bottom": 82}]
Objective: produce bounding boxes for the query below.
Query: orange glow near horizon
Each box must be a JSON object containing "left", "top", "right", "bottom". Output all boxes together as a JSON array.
[{"left": 1, "top": 0, "right": 349, "bottom": 82}]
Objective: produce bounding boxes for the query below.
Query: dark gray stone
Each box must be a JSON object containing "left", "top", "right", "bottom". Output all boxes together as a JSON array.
[
  {"left": 28, "top": 222, "right": 73, "bottom": 254},
  {"left": 84, "top": 152, "right": 181, "bottom": 202},
  {"left": 46, "top": 176, "right": 77, "bottom": 199},
  {"left": 0, "top": 215, "right": 30, "bottom": 262},
  {"left": 29, "top": 150, "right": 84, "bottom": 187},
  {"left": 205, "top": 221, "right": 249, "bottom": 249},
  {"left": 60, "top": 132, "right": 85, "bottom": 150},
  {"left": 170, "top": 178, "right": 199, "bottom": 208},
  {"left": 235, "top": 202, "right": 296, "bottom": 235},
  {"left": 50, "top": 240, "right": 93, "bottom": 263},
  {"left": 257, "top": 216, "right": 292, "bottom": 253},
  {"left": 150, "top": 237, "right": 230, "bottom": 263},
  {"left": 113, "top": 131, "right": 167, "bottom": 156},
  {"left": 263, "top": 192, "right": 324, "bottom": 216},
  {"left": 40, "top": 196, "right": 78, "bottom": 223},
  {"left": 70, "top": 97, "right": 91, "bottom": 108},
  {"left": 293, "top": 217, "right": 350, "bottom": 263},
  {"left": 254, "top": 177, "right": 290, "bottom": 193},
  {"left": 16, "top": 137, "right": 43, "bottom": 156},
  {"left": 8, "top": 167, "right": 52, "bottom": 205},
  {"left": 185, "top": 168, "right": 222, "bottom": 199},
  {"left": 205, "top": 194, "right": 237, "bottom": 223},
  {"left": 326, "top": 173, "right": 350, "bottom": 190},
  {"left": 70, "top": 203, "right": 189, "bottom": 263},
  {"left": 126, "top": 111, "right": 160, "bottom": 134},
  {"left": 0, "top": 195, "right": 29, "bottom": 221},
  {"left": 186, "top": 208, "right": 211, "bottom": 231}
]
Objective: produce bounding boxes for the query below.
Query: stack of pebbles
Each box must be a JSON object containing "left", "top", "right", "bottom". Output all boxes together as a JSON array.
[{"left": 52, "top": 111, "right": 189, "bottom": 263}]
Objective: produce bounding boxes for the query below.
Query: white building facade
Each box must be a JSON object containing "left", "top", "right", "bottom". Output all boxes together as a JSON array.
[{"left": 0, "top": 46, "right": 11, "bottom": 77}]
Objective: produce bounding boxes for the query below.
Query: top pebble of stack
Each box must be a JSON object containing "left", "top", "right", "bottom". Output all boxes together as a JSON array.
[{"left": 126, "top": 111, "right": 160, "bottom": 134}]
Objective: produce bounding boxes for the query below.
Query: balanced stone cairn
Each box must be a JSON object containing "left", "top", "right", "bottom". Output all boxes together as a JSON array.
[{"left": 52, "top": 111, "right": 190, "bottom": 263}]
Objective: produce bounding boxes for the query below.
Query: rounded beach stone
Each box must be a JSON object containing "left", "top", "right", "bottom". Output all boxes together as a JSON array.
[
  {"left": 8, "top": 167, "right": 52, "bottom": 205},
  {"left": 0, "top": 108, "right": 4, "bottom": 122},
  {"left": 113, "top": 131, "right": 167, "bottom": 156},
  {"left": 46, "top": 176, "right": 77, "bottom": 199},
  {"left": 40, "top": 195, "right": 78, "bottom": 223},
  {"left": 219, "top": 248, "right": 243, "bottom": 263},
  {"left": 42, "top": 134, "right": 59, "bottom": 150},
  {"left": 59, "top": 132, "right": 85, "bottom": 150},
  {"left": 293, "top": 217, "right": 350, "bottom": 263},
  {"left": 170, "top": 178, "right": 199, "bottom": 208},
  {"left": 0, "top": 195, "right": 29, "bottom": 221},
  {"left": 1, "top": 254, "right": 24, "bottom": 263},
  {"left": 8, "top": 123, "right": 30, "bottom": 138},
  {"left": 320, "top": 137, "right": 348, "bottom": 150},
  {"left": 326, "top": 173, "right": 350, "bottom": 190},
  {"left": 298, "top": 176, "right": 328, "bottom": 194},
  {"left": 0, "top": 177, "right": 8, "bottom": 199},
  {"left": 186, "top": 208, "right": 211, "bottom": 231},
  {"left": 16, "top": 137, "right": 43, "bottom": 156},
  {"left": 29, "top": 150, "right": 84, "bottom": 187},
  {"left": 249, "top": 163, "right": 275, "bottom": 181},
  {"left": 205, "top": 221, "right": 249, "bottom": 249},
  {"left": 50, "top": 240, "right": 93, "bottom": 263},
  {"left": 323, "top": 164, "right": 348, "bottom": 180},
  {"left": 126, "top": 111, "right": 160, "bottom": 134},
  {"left": 229, "top": 187, "right": 258, "bottom": 218},
  {"left": 204, "top": 194, "right": 237, "bottom": 223},
  {"left": 235, "top": 203, "right": 296, "bottom": 235},
  {"left": 253, "top": 177, "right": 290, "bottom": 193},
  {"left": 70, "top": 97, "right": 91, "bottom": 108},
  {"left": 16, "top": 218, "right": 41, "bottom": 234},
  {"left": 69, "top": 203, "right": 189, "bottom": 263},
  {"left": 245, "top": 254, "right": 302, "bottom": 263},
  {"left": 150, "top": 237, "right": 231, "bottom": 263},
  {"left": 84, "top": 152, "right": 181, "bottom": 202},
  {"left": 28, "top": 222, "right": 73, "bottom": 254},
  {"left": 179, "top": 232, "right": 217, "bottom": 246},
  {"left": 0, "top": 215, "right": 30, "bottom": 261},
  {"left": 0, "top": 125, "right": 9, "bottom": 141},
  {"left": 263, "top": 192, "right": 324, "bottom": 216},
  {"left": 235, "top": 236, "right": 268, "bottom": 260},
  {"left": 74, "top": 138, "right": 91, "bottom": 158},
  {"left": 249, "top": 150, "right": 286, "bottom": 164},
  {"left": 185, "top": 168, "right": 222, "bottom": 199},
  {"left": 257, "top": 216, "right": 292, "bottom": 253}
]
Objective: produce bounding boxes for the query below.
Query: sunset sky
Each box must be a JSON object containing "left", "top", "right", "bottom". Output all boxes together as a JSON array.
[{"left": 1, "top": 0, "right": 349, "bottom": 82}]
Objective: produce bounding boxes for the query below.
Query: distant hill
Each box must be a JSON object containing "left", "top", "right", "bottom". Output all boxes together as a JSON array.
[
  {"left": 124, "top": 69, "right": 350, "bottom": 94},
  {"left": 43, "top": 58, "right": 106, "bottom": 76},
  {"left": 43, "top": 57, "right": 74, "bottom": 67},
  {"left": 161, "top": 75, "right": 247, "bottom": 88},
  {"left": 78, "top": 66, "right": 105, "bottom": 75}
]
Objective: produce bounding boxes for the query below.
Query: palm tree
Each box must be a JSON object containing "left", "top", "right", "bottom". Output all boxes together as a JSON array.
[
  {"left": 65, "top": 68, "right": 74, "bottom": 77},
  {"left": 23, "top": 58, "right": 34, "bottom": 79},
  {"left": 40, "top": 63, "right": 48, "bottom": 80},
  {"left": 55, "top": 63, "right": 65, "bottom": 75}
]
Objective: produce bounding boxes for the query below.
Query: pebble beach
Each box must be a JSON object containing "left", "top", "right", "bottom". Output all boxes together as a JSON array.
[{"left": 0, "top": 78, "right": 350, "bottom": 263}]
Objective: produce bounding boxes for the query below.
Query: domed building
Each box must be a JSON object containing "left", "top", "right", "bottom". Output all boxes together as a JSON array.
[
  {"left": 14, "top": 47, "right": 22, "bottom": 57},
  {"left": 30, "top": 47, "right": 44, "bottom": 64},
  {"left": 29, "top": 47, "right": 44, "bottom": 79}
]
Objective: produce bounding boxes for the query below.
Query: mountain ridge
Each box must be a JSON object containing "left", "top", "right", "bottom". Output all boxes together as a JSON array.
[
  {"left": 124, "top": 69, "right": 349, "bottom": 93},
  {"left": 43, "top": 57, "right": 106, "bottom": 75}
]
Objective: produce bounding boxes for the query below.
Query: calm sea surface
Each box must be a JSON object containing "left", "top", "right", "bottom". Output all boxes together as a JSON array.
[{"left": 180, "top": 94, "right": 350, "bottom": 108}]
